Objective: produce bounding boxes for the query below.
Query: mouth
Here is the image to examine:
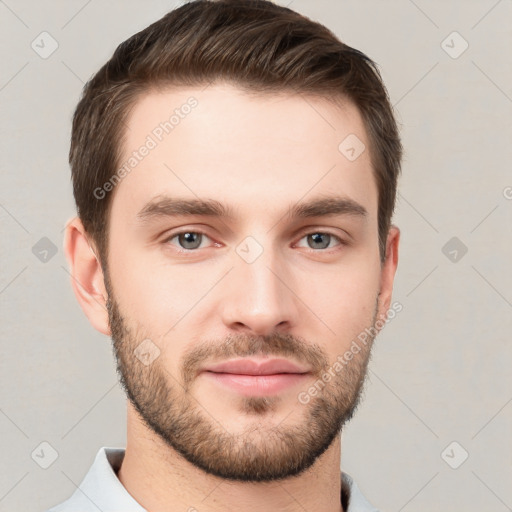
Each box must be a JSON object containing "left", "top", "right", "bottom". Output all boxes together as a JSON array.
[
  {"left": 203, "top": 357, "right": 310, "bottom": 375},
  {"left": 201, "top": 357, "right": 311, "bottom": 396}
]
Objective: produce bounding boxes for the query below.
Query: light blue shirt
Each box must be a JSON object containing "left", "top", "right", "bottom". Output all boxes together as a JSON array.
[{"left": 46, "top": 447, "right": 379, "bottom": 512}]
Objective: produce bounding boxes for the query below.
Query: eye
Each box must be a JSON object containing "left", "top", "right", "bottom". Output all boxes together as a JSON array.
[
  {"left": 165, "top": 230, "right": 213, "bottom": 251},
  {"left": 163, "top": 229, "right": 347, "bottom": 254},
  {"left": 296, "top": 232, "right": 345, "bottom": 251}
]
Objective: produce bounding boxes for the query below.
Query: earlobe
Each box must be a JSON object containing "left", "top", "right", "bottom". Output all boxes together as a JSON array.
[
  {"left": 377, "top": 225, "right": 400, "bottom": 322},
  {"left": 63, "top": 217, "right": 111, "bottom": 336}
]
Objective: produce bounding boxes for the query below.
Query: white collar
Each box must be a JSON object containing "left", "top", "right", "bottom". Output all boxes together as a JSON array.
[{"left": 48, "top": 446, "right": 379, "bottom": 512}]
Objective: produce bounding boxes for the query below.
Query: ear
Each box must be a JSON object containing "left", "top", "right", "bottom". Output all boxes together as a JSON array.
[
  {"left": 376, "top": 225, "right": 400, "bottom": 322},
  {"left": 63, "top": 216, "right": 111, "bottom": 336}
]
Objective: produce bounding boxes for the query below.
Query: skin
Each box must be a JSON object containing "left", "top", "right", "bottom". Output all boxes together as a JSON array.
[{"left": 64, "top": 82, "right": 399, "bottom": 512}]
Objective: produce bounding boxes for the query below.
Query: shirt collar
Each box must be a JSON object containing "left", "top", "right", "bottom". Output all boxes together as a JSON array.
[{"left": 50, "top": 447, "right": 378, "bottom": 512}]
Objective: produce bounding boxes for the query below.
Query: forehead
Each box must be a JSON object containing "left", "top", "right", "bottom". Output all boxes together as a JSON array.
[{"left": 111, "top": 82, "right": 377, "bottom": 225}]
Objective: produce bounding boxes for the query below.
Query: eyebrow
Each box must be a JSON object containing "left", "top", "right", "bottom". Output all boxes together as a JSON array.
[{"left": 136, "top": 195, "right": 368, "bottom": 224}]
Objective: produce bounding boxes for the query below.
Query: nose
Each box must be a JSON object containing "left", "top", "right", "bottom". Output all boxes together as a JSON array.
[{"left": 220, "top": 242, "right": 298, "bottom": 337}]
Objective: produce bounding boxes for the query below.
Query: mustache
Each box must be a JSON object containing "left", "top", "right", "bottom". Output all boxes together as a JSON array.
[{"left": 180, "top": 332, "right": 329, "bottom": 387}]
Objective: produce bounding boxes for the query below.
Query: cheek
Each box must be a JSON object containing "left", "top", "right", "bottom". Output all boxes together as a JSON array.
[
  {"left": 108, "top": 240, "right": 225, "bottom": 358},
  {"left": 298, "top": 259, "right": 380, "bottom": 349},
  {"left": 113, "top": 264, "right": 203, "bottom": 333}
]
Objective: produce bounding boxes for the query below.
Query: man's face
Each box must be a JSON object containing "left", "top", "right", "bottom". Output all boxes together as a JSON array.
[{"left": 104, "top": 83, "right": 388, "bottom": 482}]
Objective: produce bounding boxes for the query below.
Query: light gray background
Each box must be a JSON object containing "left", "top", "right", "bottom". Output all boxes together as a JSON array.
[{"left": 1, "top": 1, "right": 511, "bottom": 511}]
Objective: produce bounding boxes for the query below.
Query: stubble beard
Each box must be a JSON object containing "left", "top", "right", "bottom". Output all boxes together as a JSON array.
[{"left": 105, "top": 275, "right": 378, "bottom": 482}]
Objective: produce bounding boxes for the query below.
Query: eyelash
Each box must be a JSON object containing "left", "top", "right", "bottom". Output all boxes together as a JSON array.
[{"left": 163, "top": 229, "right": 348, "bottom": 254}]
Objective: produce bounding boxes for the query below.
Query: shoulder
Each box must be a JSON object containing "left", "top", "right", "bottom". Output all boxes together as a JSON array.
[{"left": 342, "top": 471, "right": 381, "bottom": 512}]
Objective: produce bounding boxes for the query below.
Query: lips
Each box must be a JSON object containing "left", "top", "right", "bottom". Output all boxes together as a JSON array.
[
  {"left": 203, "top": 358, "right": 310, "bottom": 376},
  {"left": 201, "top": 358, "right": 311, "bottom": 396}
]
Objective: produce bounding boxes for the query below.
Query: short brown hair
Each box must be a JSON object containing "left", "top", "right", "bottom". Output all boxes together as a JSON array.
[{"left": 70, "top": 0, "right": 402, "bottom": 269}]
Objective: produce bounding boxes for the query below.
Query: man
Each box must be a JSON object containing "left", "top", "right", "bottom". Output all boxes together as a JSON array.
[{"left": 49, "top": 0, "right": 401, "bottom": 510}]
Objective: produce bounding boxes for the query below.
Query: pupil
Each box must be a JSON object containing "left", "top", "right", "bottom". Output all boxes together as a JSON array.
[
  {"left": 310, "top": 233, "right": 329, "bottom": 249},
  {"left": 181, "top": 232, "right": 200, "bottom": 249}
]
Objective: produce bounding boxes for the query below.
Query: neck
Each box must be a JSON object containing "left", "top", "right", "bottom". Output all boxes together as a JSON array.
[{"left": 117, "top": 403, "right": 344, "bottom": 512}]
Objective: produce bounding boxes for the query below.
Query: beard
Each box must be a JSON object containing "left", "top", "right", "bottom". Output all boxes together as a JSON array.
[{"left": 105, "top": 273, "right": 378, "bottom": 483}]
